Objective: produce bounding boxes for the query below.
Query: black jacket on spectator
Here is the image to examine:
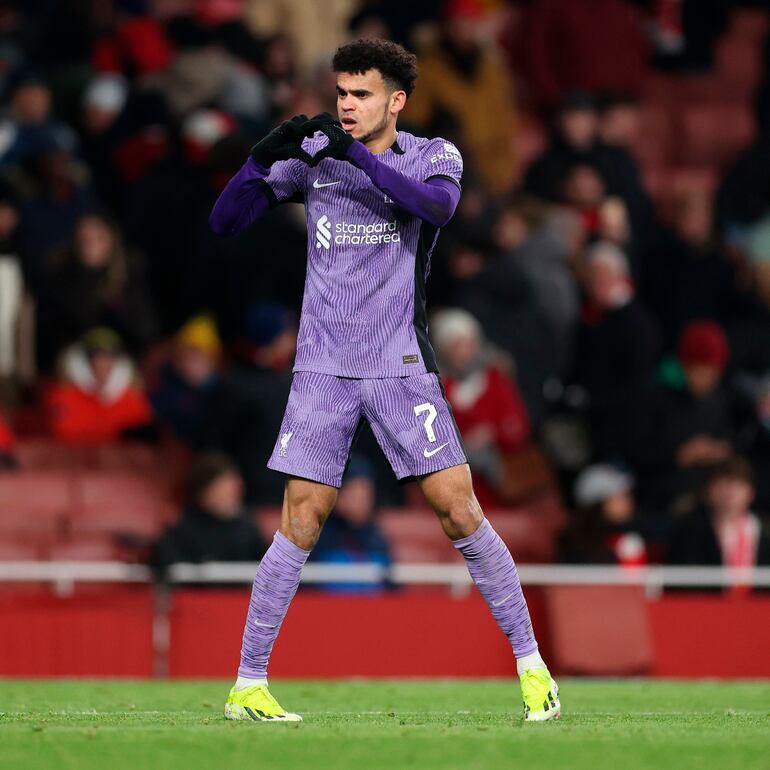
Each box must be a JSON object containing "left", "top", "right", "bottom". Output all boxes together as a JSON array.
[
  {"left": 573, "top": 299, "right": 661, "bottom": 461},
  {"left": 642, "top": 230, "right": 736, "bottom": 349},
  {"left": 667, "top": 506, "right": 770, "bottom": 566},
  {"left": 152, "top": 504, "right": 267, "bottom": 568},
  {"left": 633, "top": 381, "right": 737, "bottom": 511},
  {"left": 727, "top": 295, "right": 770, "bottom": 378},
  {"left": 199, "top": 363, "right": 291, "bottom": 505}
]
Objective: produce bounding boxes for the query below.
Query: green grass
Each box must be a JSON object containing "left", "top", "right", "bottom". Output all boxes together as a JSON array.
[{"left": 1, "top": 679, "right": 768, "bottom": 770}]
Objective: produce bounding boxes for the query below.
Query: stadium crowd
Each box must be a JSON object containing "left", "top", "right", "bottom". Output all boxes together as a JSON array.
[{"left": 0, "top": 0, "right": 770, "bottom": 572}]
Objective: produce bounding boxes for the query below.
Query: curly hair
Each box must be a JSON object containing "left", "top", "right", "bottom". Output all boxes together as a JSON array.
[{"left": 332, "top": 38, "right": 418, "bottom": 96}]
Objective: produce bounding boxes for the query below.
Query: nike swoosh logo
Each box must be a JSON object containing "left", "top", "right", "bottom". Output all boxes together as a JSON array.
[
  {"left": 491, "top": 591, "right": 515, "bottom": 608},
  {"left": 313, "top": 179, "right": 340, "bottom": 188},
  {"left": 254, "top": 620, "right": 275, "bottom": 628},
  {"left": 423, "top": 442, "right": 449, "bottom": 458}
]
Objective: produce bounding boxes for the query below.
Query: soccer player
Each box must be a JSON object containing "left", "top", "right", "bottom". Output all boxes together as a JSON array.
[{"left": 209, "top": 38, "right": 560, "bottom": 723}]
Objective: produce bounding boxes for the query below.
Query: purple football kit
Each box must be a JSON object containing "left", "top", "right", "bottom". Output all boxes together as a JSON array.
[
  {"left": 211, "top": 120, "right": 547, "bottom": 711},
  {"left": 214, "top": 130, "right": 468, "bottom": 485}
]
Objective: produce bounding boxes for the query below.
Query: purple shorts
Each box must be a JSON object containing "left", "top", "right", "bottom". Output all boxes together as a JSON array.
[{"left": 267, "top": 371, "right": 467, "bottom": 487}]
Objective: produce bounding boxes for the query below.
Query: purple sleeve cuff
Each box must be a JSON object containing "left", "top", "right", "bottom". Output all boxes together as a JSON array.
[{"left": 346, "top": 141, "right": 460, "bottom": 228}]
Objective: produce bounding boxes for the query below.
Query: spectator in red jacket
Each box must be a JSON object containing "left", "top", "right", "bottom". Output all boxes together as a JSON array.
[
  {"left": 432, "top": 308, "right": 531, "bottom": 509},
  {"left": 45, "top": 327, "right": 153, "bottom": 444}
]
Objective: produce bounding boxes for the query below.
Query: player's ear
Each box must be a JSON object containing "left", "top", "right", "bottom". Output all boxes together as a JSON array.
[{"left": 390, "top": 90, "right": 407, "bottom": 116}]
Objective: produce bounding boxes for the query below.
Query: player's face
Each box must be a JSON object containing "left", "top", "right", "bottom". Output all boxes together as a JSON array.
[{"left": 335, "top": 70, "right": 405, "bottom": 144}]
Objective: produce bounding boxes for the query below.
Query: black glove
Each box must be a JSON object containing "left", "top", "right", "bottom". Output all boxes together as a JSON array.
[
  {"left": 250, "top": 114, "right": 326, "bottom": 166},
  {"left": 309, "top": 115, "right": 354, "bottom": 165}
]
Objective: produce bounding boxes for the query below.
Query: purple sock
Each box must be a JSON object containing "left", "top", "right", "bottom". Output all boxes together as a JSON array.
[
  {"left": 238, "top": 531, "right": 310, "bottom": 679},
  {"left": 453, "top": 518, "right": 538, "bottom": 658}
]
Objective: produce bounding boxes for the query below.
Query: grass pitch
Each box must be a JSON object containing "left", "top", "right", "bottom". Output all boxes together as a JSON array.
[{"left": 1, "top": 679, "right": 768, "bottom": 770}]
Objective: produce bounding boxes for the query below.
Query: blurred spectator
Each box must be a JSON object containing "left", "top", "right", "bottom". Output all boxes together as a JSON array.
[
  {"left": 199, "top": 303, "right": 295, "bottom": 505},
  {"left": 668, "top": 456, "right": 770, "bottom": 569},
  {"left": 524, "top": 91, "right": 652, "bottom": 264},
  {"left": 45, "top": 327, "right": 153, "bottom": 444},
  {"left": 0, "top": 70, "right": 78, "bottom": 168},
  {"left": 560, "top": 464, "right": 650, "bottom": 565},
  {"left": 92, "top": 6, "right": 174, "bottom": 77},
  {"left": 149, "top": 315, "right": 222, "bottom": 444},
  {"left": 36, "top": 212, "right": 158, "bottom": 369},
  {"left": 634, "top": 321, "right": 736, "bottom": 515},
  {"left": 447, "top": 235, "right": 556, "bottom": 424},
  {"left": 79, "top": 73, "right": 130, "bottom": 210},
  {"left": 405, "top": 0, "right": 518, "bottom": 194},
  {"left": 0, "top": 410, "right": 16, "bottom": 469},
  {"left": 738, "top": 373, "right": 770, "bottom": 515},
  {"left": 312, "top": 455, "right": 392, "bottom": 593},
  {"left": 432, "top": 308, "right": 535, "bottom": 508},
  {"left": 597, "top": 93, "right": 641, "bottom": 151},
  {"left": 0, "top": 179, "right": 23, "bottom": 388},
  {"left": 521, "top": 0, "right": 647, "bottom": 110},
  {"left": 647, "top": 0, "right": 728, "bottom": 73},
  {"left": 17, "top": 146, "right": 96, "bottom": 294},
  {"left": 572, "top": 241, "right": 661, "bottom": 461},
  {"left": 492, "top": 195, "right": 579, "bottom": 373},
  {"left": 645, "top": 189, "right": 737, "bottom": 348},
  {"left": 727, "top": 218, "right": 770, "bottom": 379},
  {"left": 152, "top": 451, "right": 267, "bottom": 569}
]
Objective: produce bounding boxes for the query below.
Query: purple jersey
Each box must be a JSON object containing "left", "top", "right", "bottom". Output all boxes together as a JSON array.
[{"left": 263, "top": 131, "right": 463, "bottom": 378}]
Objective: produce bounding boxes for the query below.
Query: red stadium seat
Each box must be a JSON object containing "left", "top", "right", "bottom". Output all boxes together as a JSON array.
[
  {"left": 70, "top": 471, "right": 178, "bottom": 539},
  {"left": 679, "top": 103, "right": 755, "bottom": 166},
  {"left": 0, "top": 540, "right": 44, "bottom": 560},
  {"left": 15, "top": 439, "right": 91, "bottom": 470},
  {"left": 46, "top": 537, "right": 120, "bottom": 561},
  {"left": 0, "top": 472, "right": 73, "bottom": 538}
]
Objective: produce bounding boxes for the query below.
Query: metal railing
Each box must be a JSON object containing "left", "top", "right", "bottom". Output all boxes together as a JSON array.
[{"left": 1, "top": 560, "right": 769, "bottom": 593}]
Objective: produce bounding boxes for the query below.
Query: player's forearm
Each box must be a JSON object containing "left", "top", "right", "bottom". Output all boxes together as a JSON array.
[
  {"left": 209, "top": 157, "right": 273, "bottom": 236},
  {"left": 346, "top": 142, "right": 460, "bottom": 227}
]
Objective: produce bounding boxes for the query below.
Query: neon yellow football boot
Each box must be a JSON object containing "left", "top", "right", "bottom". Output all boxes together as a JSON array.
[
  {"left": 520, "top": 668, "right": 561, "bottom": 722},
  {"left": 224, "top": 684, "right": 302, "bottom": 722}
]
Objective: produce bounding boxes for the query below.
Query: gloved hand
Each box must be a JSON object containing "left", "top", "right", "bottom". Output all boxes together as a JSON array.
[
  {"left": 250, "top": 114, "right": 331, "bottom": 167},
  {"left": 308, "top": 113, "right": 355, "bottom": 165}
]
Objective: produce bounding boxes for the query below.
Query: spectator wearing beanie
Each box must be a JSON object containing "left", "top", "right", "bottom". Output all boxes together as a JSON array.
[
  {"left": 633, "top": 320, "right": 737, "bottom": 515},
  {"left": 560, "top": 464, "right": 653, "bottom": 566},
  {"left": 44, "top": 327, "right": 153, "bottom": 444},
  {"left": 149, "top": 315, "right": 222, "bottom": 445}
]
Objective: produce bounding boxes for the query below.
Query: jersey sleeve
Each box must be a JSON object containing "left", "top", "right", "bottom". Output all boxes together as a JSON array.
[
  {"left": 421, "top": 137, "right": 463, "bottom": 188},
  {"left": 263, "top": 157, "right": 307, "bottom": 205}
]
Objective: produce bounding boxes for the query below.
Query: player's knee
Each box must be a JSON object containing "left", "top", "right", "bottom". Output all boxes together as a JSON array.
[
  {"left": 438, "top": 494, "right": 483, "bottom": 539},
  {"left": 282, "top": 507, "right": 327, "bottom": 550}
]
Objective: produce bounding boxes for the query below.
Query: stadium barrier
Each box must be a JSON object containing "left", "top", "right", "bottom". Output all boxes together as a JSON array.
[{"left": 1, "top": 562, "right": 769, "bottom": 679}]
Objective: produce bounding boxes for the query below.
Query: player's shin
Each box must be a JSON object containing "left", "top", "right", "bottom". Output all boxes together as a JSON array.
[
  {"left": 452, "top": 518, "right": 540, "bottom": 662},
  {"left": 236, "top": 531, "right": 310, "bottom": 684}
]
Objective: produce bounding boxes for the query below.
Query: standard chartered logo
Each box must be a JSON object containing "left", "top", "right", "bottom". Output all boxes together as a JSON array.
[
  {"left": 316, "top": 214, "right": 332, "bottom": 249},
  {"left": 315, "top": 212, "right": 401, "bottom": 249}
]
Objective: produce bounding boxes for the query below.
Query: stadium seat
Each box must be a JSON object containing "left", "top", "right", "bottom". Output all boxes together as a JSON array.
[
  {"left": 0, "top": 540, "right": 44, "bottom": 560},
  {"left": 544, "top": 585, "right": 653, "bottom": 675},
  {"left": 0, "top": 472, "right": 74, "bottom": 538},
  {"left": 15, "top": 439, "right": 90, "bottom": 470},
  {"left": 679, "top": 103, "right": 755, "bottom": 166},
  {"left": 46, "top": 537, "right": 120, "bottom": 561},
  {"left": 70, "top": 471, "right": 177, "bottom": 539}
]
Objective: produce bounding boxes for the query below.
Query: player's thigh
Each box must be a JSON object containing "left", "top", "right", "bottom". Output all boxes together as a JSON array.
[
  {"left": 363, "top": 373, "right": 467, "bottom": 480},
  {"left": 267, "top": 371, "right": 363, "bottom": 488}
]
